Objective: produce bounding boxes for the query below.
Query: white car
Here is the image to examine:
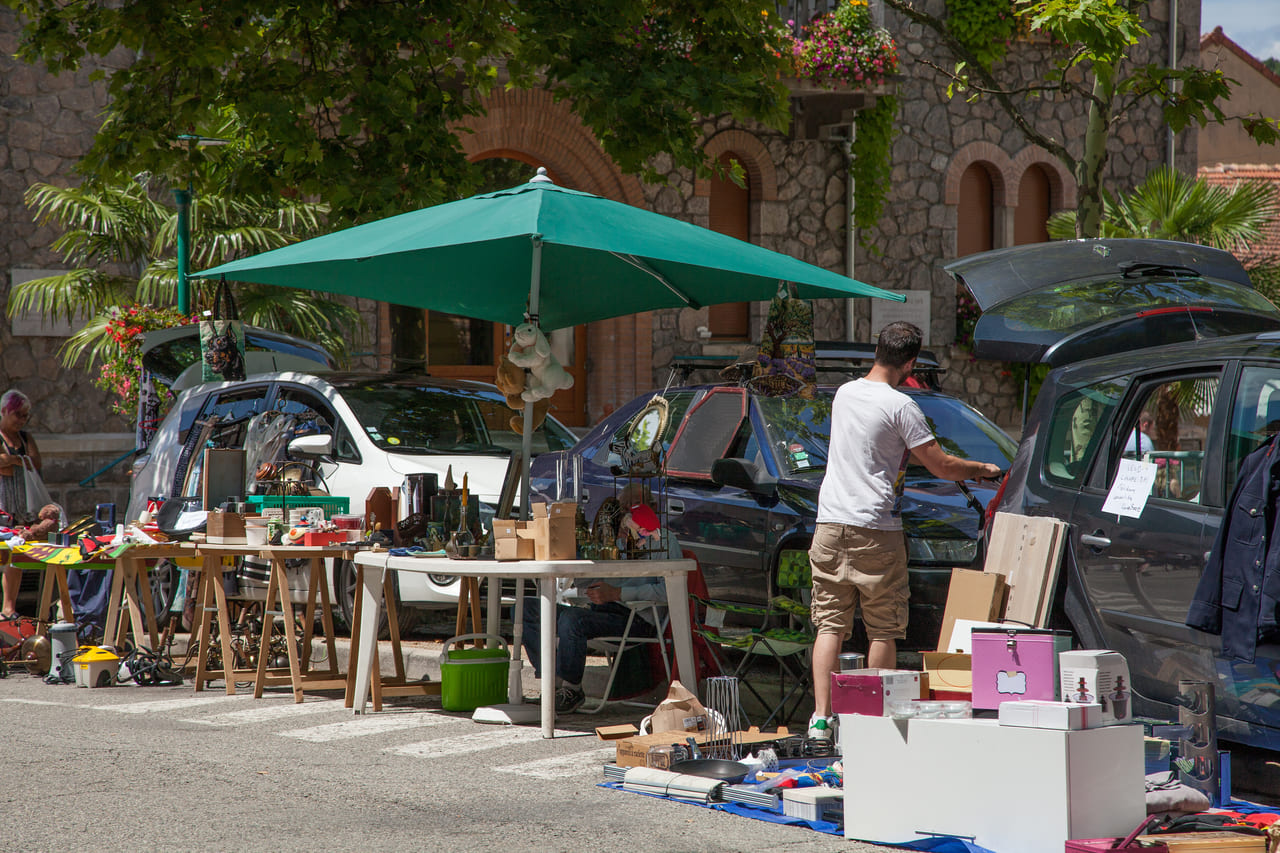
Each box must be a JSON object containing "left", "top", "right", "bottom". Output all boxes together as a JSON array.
[{"left": 128, "top": 371, "right": 577, "bottom": 631}]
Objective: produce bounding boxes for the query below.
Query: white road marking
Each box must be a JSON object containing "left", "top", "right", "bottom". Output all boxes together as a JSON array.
[
  {"left": 1, "top": 698, "right": 84, "bottom": 708},
  {"left": 386, "top": 726, "right": 579, "bottom": 758},
  {"left": 103, "top": 695, "right": 253, "bottom": 714},
  {"left": 280, "top": 713, "right": 452, "bottom": 742},
  {"left": 181, "top": 698, "right": 347, "bottom": 725},
  {"left": 494, "top": 746, "right": 617, "bottom": 779}
]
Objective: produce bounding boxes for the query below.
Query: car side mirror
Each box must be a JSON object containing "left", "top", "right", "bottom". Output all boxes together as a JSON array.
[
  {"left": 711, "top": 458, "right": 778, "bottom": 497},
  {"left": 288, "top": 434, "right": 333, "bottom": 458}
]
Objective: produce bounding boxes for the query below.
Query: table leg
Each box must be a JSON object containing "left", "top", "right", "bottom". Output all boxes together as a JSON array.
[
  {"left": 139, "top": 562, "right": 161, "bottom": 650},
  {"left": 209, "top": 561, "right": 238, "bottom": 696},
  {"left": 103, "top": 562, "right": 127, "bottom": 646},
  {"left": 316, "top": 558, "right": 339, "bottom": 677},
  {"left": 300, "top": 561, "right": 319, "bottom": 671},
  {"left": 343, "top": 563, "right": 366, "bottom": 710},
  {"left": 350, "top": 562, "right": 386, "bottom": 714},
  {"left": 122, "top": 558, "right": 150, "bottom": 651},
  {"left": 279, "top": 559, "right": 304, "bottom": 703},
  {"left": 193, "top": 560, "right": 215, "bottom": 692},
  {"left": 540, "top": 576, "right": 555, "bottom": 738},
  {"left": 508, "top": 579, "right": 524, "bottom": 704},
  {"left": 664, "top": 569, "right": 696, "bottom": 697},
  {"left": 384, "top": 572, "right": 405, "bottom": 681}
]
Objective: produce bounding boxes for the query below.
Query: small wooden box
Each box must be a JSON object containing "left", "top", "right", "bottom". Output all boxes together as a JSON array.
[{"left": 206, "top": 512, "right": 247, "bottom": 544}]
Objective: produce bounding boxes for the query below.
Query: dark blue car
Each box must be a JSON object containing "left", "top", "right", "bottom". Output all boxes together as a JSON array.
[{"left": 529, "top": 375, "right": 1016, "bottom": 651}]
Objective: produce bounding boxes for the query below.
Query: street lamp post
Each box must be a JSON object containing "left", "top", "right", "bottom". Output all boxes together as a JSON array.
[
  {"left": 173, "top": 134, "right": 229, "bottom": 314},
  {"left": 174, "top": 185, "right": 192, "bottom": 314}
]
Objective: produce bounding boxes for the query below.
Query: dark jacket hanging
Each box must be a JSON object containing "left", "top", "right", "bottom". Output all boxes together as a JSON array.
[{"left": 1187, "top": 434, "right": 1280, "bottom": 662}]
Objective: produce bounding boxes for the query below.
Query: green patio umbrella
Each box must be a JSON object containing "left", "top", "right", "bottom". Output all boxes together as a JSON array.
[{"left": 195, "top": 168, "right": 903, "bottom": 512}]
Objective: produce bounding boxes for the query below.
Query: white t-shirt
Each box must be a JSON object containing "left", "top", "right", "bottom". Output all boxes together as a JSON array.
[{"left": 816, "top": 378, "right": 935, "bottom": 530}]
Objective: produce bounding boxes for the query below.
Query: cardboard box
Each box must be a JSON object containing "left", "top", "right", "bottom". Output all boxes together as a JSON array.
[
  {"left": 1134, "top": 832, "right": 1264, "bottom": 852},
  {"left": 615, "top": 727, "right": 790, "bottom": 767},
  {"left": 970, "top": 627, "right": 1071, "bottom": 710},
  {"left": 998, "top": 699, "right": 1102, "bottom": 730},
  {"left": 206, "top": 512, "right": 247, "bottom": 544},
  {"left": 492, "top": 519, "right": 525, "bottom": 539},
  {"left": 531, "top": 513, "right": 576, "bottom": 560},
  {"left": 595, "top": 724, "right": 639, "bottom": 740},
  {"left": 937, "top": 569, "right": 1008, "bottom": 652},
  {"left": 830, "top": 668, "right": 922, "bottom": 716},
  {"left": 923, "top": 652, "right": 972, "bottom": 699},
  {"left": 1059, "top": 650, "right": 1132, "bottom": 726},
  {"left": 495, "top": 537, "right": 535, "bottom": 561}
]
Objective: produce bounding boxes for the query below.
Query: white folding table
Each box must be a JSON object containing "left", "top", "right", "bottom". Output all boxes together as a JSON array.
[{"left": 350, "top": 552, "right": 697, "bottom": 738}]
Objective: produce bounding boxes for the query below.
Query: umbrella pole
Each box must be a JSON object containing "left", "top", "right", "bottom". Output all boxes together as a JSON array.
[{"left": 519, "top": 236, "right": 543, "bottom": 522}]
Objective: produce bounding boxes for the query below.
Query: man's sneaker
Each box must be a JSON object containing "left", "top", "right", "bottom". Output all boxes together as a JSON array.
[
  {"left": 808, "top": 713, "right": 837, "bottom": 741},
  {"left": 554, "top": 684, "right": 586, "bottom": 714}
]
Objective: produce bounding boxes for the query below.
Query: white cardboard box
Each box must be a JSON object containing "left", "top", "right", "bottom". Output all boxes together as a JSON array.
[
  {"left": 998, "top": 699, "right": 1103, "bottom": 730},
  {"left": 1059, "top": 650, "right": 1132, "bottom": 725},
  {"left": 840, "top": 715, "right": 1144, "bottom": 853}
]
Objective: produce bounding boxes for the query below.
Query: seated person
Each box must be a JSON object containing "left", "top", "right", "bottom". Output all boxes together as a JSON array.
[{"left": 521, "top": 482, "right": 681, "bottom": 714}]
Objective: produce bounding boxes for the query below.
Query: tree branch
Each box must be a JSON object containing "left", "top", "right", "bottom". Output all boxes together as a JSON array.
[{"left": 883, "top": 0, "right": 1076, "bottom": 173}]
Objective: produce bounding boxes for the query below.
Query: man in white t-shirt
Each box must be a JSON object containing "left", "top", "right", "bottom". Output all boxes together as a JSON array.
[
  {"left": 1122, "top": 411, "right": 1155, "bottom": 457},
  {"left": 807, "top": 322, "right": 1002, "bottom": 740}
]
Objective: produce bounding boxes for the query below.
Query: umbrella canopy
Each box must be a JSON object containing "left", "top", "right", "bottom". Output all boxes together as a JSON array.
[{"left": 195, "top": 170, "right": 901, "bottom": 331}]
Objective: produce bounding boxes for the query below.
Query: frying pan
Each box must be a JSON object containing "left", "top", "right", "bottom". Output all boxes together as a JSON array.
[{"left": 668, "top": 759, "right": 750, "bottom": 783}]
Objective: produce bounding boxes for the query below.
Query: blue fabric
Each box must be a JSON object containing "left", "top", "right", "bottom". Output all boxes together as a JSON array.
[
  {"left": 601, "top": 781, "right": 1000, "bottom": 852},
  {"left": 67, "top": 567, "right": 113, "bottom": 640}
]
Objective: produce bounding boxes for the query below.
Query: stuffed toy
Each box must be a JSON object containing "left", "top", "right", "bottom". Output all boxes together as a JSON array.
[
  {"left": 507, "top": 322, "right": 574, "bottom": 402},
  {"left": 19, "top": 504, "right": 61, "bottom": 541},
  {"left": 494, "top": 354, "right": 551, "bottom": 432}
]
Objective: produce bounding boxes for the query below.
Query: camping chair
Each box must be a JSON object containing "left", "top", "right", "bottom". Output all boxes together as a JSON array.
[
  {"left": 692, "top": 550, "right": 814, "bottom": 728},
  {"left": 581, "top": 599, "right": 671, "bottom": 714}
]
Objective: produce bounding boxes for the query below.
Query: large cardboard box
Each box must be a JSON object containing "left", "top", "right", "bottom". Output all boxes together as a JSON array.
[
  {"left": 531, "top": 502, "right": 576, "bottom": 560},
  {"left": 493, "top": 519, "right": 537, "bottom": 561},
  {"left": 1059, "top": 650, "right": 1132, "bottom": 726},
  {"left": 937, "top": 569, "right": 1008, "bottom": 652},
  {"left": 830, "top": 668, "right": 921, "bottom": 716},
  {"left": 923, "top": 652, "right": 972, "bottom": 699}
]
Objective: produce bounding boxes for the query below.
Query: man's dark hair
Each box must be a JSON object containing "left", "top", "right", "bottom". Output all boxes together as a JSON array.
[{"left": 875, "top": 321, "right": 923, "bottom": 369}]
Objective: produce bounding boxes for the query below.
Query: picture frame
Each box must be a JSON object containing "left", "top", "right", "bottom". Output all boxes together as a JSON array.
[
  {"left": 496, "top": 450, "right": 524, "bottom": 520},
  {"left": 626, "top": 396, "right": 670, "bottom": 453}
]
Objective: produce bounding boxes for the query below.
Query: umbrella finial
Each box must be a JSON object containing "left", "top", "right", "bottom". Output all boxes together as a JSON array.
[{"left": 529, "top": 167, "right": 553, "bottom": 184}]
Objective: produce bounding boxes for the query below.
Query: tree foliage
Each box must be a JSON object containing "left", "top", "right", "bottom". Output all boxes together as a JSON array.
[
  {"left": 4, "top": 0, "right": 795, "bottom": 225},
  {"left": 884, "top": 0, "right": 1280, "bottom": 238}
]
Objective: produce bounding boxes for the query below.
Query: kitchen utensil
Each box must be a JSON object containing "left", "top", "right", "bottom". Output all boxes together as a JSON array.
[
  {"left": 703, "top": 676, "right": 744, "bottom": 760},
  {"left": 667, "top": 758, "right": 750, "bottom": 784},
  {"left": 685, "top": 736, "right": 702, "bottom": 760}
]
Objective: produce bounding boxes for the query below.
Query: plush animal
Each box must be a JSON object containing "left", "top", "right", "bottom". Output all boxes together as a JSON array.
[
  {"left": 507, "top": 322, "right": 574, "bottom": 403},
  {"left": 19, "top": 504, "right": 61, "bottom": 541},
  {"left": 494, "top": 354, "right": 551, "bottom": 432}
]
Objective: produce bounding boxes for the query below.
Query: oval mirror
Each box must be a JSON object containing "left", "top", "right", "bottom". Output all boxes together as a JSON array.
[{"left": 627, "top": 397, "right": 670, "bottom": 453}]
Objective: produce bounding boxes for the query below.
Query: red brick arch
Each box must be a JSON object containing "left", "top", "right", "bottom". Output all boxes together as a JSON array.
[
  {"left": 456, "top": 88, "right": 644, "bottom": 206},
  {"left": 944, "top": 142, "right": 1012, "bottom": 207},
  {"left": 696, "top": 129, "right": 778, "bottom": 200},
  {"left": 1010, "top": 147, "right": 1077, "bottom": 211}
]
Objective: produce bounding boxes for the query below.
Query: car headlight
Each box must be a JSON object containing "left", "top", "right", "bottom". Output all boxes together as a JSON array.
[{"left": 907, "top": 537, "right": 978, "bottom": 565}]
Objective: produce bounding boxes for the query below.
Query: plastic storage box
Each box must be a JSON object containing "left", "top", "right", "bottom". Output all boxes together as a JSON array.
[
  {"left": 439, "top": 634, "right": 509, "bottom": 711},
  {"left": 247, "top": 495, "right": 350, "bottom": 517}
]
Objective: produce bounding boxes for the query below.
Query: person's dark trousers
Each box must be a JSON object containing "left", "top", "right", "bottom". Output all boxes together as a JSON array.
[
  {"left": 67, "top": 568, "right": 113, "bottom": 642},
  {"left": 521, "top": 597, "right": 651, "bottom": 684}
]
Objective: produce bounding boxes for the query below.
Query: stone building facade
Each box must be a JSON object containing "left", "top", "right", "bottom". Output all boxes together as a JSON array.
[{"left": 1, "top": 1, "right": 1203, "bottom": 517}]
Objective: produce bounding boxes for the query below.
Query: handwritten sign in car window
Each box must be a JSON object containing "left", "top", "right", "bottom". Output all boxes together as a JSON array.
[{"left": 1102, "top": 458, "right": 1160, "bottom": 519}]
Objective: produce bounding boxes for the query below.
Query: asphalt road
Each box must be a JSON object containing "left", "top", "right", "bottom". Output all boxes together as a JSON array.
[{"left": 0, "top": 635, "right": 889, "bottom": 853}]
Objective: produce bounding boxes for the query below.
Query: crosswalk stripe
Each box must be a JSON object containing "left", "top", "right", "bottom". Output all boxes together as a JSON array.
[
  {"left": 182, "top": 698, "right": 347, "bottom": 726},
  {"left": 104, "top": 695, "right": 253, "bottom": 714},
  {"left": 280, "top": 713, "right": 452, "bottom": 742},
  {"left": 1, "top": 698, "right": 82, "bottom": 708},
  {"left": 386, "top": 726, "right": 580, "bottom": 759},
  {"left": 494, "top": 746, "right": 616, "bottom": 779}
]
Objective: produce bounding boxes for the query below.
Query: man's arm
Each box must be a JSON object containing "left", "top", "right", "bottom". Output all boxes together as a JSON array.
[{"left": 910, "top": 439, "right": 1002, "bottom": 482}]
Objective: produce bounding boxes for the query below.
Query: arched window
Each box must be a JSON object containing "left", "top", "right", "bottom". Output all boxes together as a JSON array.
[
  {"left": 1015, "top": 164, "right": 1052, "bottom": 245},
  {"left": 707, "top": 152, "right": 751, "bottom": 340},
  {"left": 957, "top": 163, "right": 995, "bottom": 257}
]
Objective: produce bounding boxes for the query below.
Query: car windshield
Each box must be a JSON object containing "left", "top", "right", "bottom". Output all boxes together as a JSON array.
[
  {"left": 338, "top": 383, "right": 576, "bottom": 455},
  {"left": 758, "top": 389, "right": 1017, "bottom": 477}
]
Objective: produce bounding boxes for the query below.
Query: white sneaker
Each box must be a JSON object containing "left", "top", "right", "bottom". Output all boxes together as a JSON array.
[{"left": 808, "top": 713, "right": 837, "bottom": 741}]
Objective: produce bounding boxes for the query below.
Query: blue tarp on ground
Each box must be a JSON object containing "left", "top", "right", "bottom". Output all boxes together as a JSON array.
[{"left": 601, "top": 781, "right": 1000, "bottom": 852}]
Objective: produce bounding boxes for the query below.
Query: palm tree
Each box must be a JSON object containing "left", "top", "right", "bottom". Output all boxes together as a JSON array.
[
  {"left": 1046, "top": 165, "right": 1280, "bottom": 279},
  {"left": 8, "top": 177, "right": 362, "bottom": 370}
]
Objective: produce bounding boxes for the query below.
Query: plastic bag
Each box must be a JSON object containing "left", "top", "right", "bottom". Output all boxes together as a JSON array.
[{"left": 21, "top": 456, "right": 64, "bottom": 526}]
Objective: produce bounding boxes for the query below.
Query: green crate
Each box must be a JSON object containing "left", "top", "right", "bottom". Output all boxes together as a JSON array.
[{"left": 246, "top": 495, "right": 350, "bottom": 517}]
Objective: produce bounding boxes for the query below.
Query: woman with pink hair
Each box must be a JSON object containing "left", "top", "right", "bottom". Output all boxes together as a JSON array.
[{"left": 0, "top": 389, "right": 41, "bottom": 618}]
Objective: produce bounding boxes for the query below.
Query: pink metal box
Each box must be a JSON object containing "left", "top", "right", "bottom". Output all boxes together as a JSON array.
[
  {"left": 970, "top": 627, "right": 1071, "bottom": 710},
  {"left": 830, "top": 668, "right": 921, "bottom": 716}
]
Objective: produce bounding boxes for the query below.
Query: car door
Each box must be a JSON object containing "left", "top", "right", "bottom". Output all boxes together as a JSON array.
[
  {"left": 1066, "top": 367, "right": 1224, "bottom": 709},
  {"left": 172, "top": 383, "right": 274, "bottom": 501},
  {"left": 664, "top": 387, "right": 773, "bottom": 607}
]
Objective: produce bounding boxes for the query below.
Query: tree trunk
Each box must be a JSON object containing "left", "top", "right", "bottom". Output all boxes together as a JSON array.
[{"left": 1074, "top": 66, "right": 1115, "bottom": 239}]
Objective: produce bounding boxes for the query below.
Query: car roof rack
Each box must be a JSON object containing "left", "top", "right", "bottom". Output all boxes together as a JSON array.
[{"left": 669, "top": 341, "right": 944, "bottom": 386}]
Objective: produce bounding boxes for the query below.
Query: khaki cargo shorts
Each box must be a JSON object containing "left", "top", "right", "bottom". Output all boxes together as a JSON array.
[{"left": 808, "top": 522, "right": 909, "bottom": 641}]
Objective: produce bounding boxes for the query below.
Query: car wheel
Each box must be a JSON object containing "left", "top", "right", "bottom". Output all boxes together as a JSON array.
[
  {"left": 148, "top": 559, "right": 179, "bottom": 630},
  {"left": 335, "top": 558, "right": 419, "bottom": 639}
]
